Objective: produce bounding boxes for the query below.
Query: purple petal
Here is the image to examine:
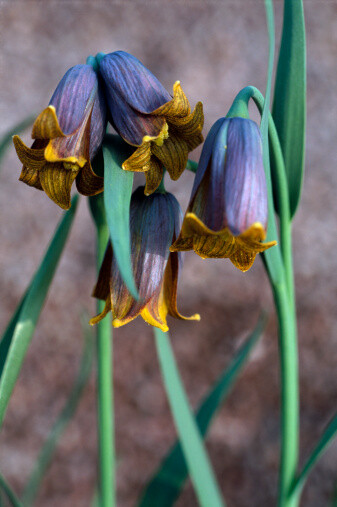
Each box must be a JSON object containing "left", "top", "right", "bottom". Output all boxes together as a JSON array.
[{"left": 224, "top": 118, "right": 268, "bottom": 235}]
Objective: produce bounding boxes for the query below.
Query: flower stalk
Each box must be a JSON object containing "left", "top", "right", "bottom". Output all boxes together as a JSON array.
[{"left": 92, "top": 195, "right": 115, "bottom": 507}]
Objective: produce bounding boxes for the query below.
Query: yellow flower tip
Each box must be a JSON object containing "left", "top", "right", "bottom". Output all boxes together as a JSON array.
[
  {"left": 32, "top": 105, "right": 65, "bottom": 140},
  {"left": 191, "top": 313, "right": 201, "bottom": 321}
]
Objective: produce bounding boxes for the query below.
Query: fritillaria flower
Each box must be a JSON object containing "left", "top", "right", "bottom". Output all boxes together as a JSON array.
[
  {"left": 90, "top": 187, "right": 199, "bottom": 331},
  {"left": 13, "top": 64, "right": 107, "bottom": 209},
  {"left": 170, "top": 117, "right": 277, "bottom": 272},
  {"left": 98, "top": 51, "right": 204, "bottom": 195}
]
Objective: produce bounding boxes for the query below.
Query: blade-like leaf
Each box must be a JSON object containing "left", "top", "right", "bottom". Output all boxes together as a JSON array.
[
  {"left": 102, "top": 134, "right": 138, "bottom": 299},
  {"left": 290, "top": 412, "right": 337, "bottom": 499},
  {"left": 272, "top": 0, "right": 306, "bottom": 217},
  {"left": 0, "top": 115, "right": 35, "bottom": 169},
  {"left": 0, "top": 293, "right": 27, "bottom": 378},
  {"left": 139, "top": 314, "right": 266, "bottom": 506},
  {"left": 22, "top": 313, "right": 94, "bottom": 506},
  {"left": 153, "top": 328, "right": 225, "bottom": 507},
  {"left": 0, "top": 196, "right": 79, "bottom": 427},
  {"left": 0, "top": 473, "right": 22, "bottom": 507}
]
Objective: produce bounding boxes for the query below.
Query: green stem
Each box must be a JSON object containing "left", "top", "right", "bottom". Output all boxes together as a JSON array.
[
  {"left": 154, "top": 328, "right": 225, "bottom": 507},
  {"left": 271, "top": 281, "right": 299, "bottom": 507},
  {"left": 96, "top": 223, "right": 115, "bottom": 507}
]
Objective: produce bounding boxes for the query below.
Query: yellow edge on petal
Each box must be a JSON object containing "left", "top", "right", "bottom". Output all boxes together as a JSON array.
[
  {"left": 141, "top": 306, "right": 169, "bottom": 332},
  {"left": 44, "top": 142, "right": 87, "bottom": 168},
  {"left": 122, "top": 121, "right": 168, "bottom": 174},
  {"left": 171, "top": 213, "right": 277, "bottom": 272},
  {"left": 32, "top": 106, "right": 65, "bottom": 140}
]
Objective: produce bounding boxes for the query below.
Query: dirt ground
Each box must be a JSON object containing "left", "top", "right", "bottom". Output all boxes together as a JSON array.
[{"left": 0, "top": 1, "right": 336, "bottom": 506}]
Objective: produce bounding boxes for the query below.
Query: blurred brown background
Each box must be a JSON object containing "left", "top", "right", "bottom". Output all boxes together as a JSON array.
[{"left": 0, "top": 1, "right": 336, "bottom": 506}]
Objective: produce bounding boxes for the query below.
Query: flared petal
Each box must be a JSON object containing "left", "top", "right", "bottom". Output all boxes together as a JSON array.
[
  {"left": 171, "top": 213, "right": 276, "bottom": 271},
  {"left": 92, "top": 243, "right": 113, "bottom": 301},
  {"left": 144, "top": 157, "right": 164, "bottom": 196},
  {"left": 122, "top": 134, "right": 155, "bottom": 173},
  {"left": 13, "top": 136, "right": 48, "bottom": 171},
  {"left": 75, "top": 161, "right": 103, "bottom": 196},
  {"left": 164, "top": 252, "right": 200, "bottom": 321},
  {"left": 152, "top": 132, "right": 189, "bottom": 180},
  {"left": 39, "top": 163, "right": 78, "bottom": 210},
  {"left": 152, "top": 81, "right": 190, "bottom": 119},
  {"left": 90, "top": 297, "right": 111, "bottom": 326},
  {"left": 31, "top": 106, "right": 65, "bottom": 139}
]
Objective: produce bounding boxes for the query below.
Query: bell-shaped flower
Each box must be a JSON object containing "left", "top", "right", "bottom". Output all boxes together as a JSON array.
[
  {"left": 98, "top": 51, "right": 204, "bottom": 195},
  {"left": 170, "top": 117, "right": 276, "bottom": 272},
  {"left": 13, "top": 64, "right": 107, "bottom": 209},
  {"left": 90, "top": 187, "right": 200, "bottom": 331}
]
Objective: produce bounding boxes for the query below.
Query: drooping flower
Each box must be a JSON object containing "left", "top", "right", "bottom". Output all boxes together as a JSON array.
[
  {"left": 13, "top": 64, "right": 107, "bottom": 209},
  {"left": 90, "top": 187, "right": 200, "bottom": 331},
  {"left": 170, "top": 117, "right": 277, "bottom": 272},
  {"left": 98, "top": 51, "right": 204, "bottom": 195}
]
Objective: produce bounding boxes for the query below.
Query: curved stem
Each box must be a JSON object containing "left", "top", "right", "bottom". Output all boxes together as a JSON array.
[
  {"left": 96, "top": 221, "right": 115, "bottom": 507},
  {"left": 230, "top": 82, "right": 299, "bottom": 505}
]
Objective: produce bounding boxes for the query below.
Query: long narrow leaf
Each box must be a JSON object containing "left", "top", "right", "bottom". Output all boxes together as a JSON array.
[
  {"left": 0, "top": 196, "right": 79, "bottom": 426},
  {"left": 139, "top": 314, "right": 266, "bottom": 506},
  {"left": 102, "top": 134, "right": 138, "bottom": 299},
  {"left": 0, "top": 473, "right": 22, "bottom": 507},
  {"left": 22, "top": 314, "right": 94, "bottom": 506},
  {"left": 290, "top": 412, "right": 337, "bottom": 499},
  {"left": 0, "top": 116, "right": 35, "bottom": 169},
  {"left": 272, "top": 0, "right": 306, "bottom": 217},
  {"left": 0, "top": 293, "right": 27, "bottom": 377},
  {"left": 154, "top": 328, "right": 224, "bottom": 507}
]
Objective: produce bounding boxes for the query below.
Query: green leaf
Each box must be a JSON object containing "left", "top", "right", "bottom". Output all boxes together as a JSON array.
[
  {"left": 102, "top": 134, "right": 138, "bottom": 299},
  {"left": 260, "top": 0, "right": 286, "bottom": 286},
  {"left": 0, "top": 473, "right": 22, "bottom": 507},
  {"left": 272, "top": 0, "right": 306, "bottom": 217},
  {"left": 139, "top": 314, "right": 266, "bottom": 506},
  {"left": 0, "top": 196, "right": 79, "bottom": 427},
  {"left": 153, "top": 328, "right": 225, "bottom": 507},
  {"left": 0, "top": 293, "right": 27, "bottom": 378},
  {"left": 21, "top": 313, "right": 94, "bottom": 506},
  {"left": 290, "top": 412, "right": 337, "bottom": 499},
  {"left": 0, "top": 115, "right": 35, "bottom": 169}
]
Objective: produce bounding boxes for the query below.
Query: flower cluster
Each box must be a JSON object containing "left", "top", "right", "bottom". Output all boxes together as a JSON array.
[
  {"left": 14, "top": 51, "right": 276, "bottom": 331},
  {"left": 14, "top": 51, "right": 203, "bottom": 209}
]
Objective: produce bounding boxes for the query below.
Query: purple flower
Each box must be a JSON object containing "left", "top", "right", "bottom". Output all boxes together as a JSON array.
[
  {"left": 171, "top": 117, "right": 276, "bottom": 272},
  {"left": 13, "top": 64, "right": 107, "bottom": 209}
]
